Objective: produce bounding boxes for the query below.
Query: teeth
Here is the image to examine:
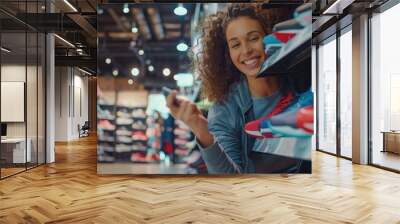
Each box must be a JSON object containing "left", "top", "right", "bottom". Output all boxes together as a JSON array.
[{"left": 243, "top": 59, "right": 257, "bottom": 65}]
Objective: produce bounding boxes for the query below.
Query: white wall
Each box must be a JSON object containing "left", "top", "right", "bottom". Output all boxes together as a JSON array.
[
  {"left": 1, "top": 65, "right": 38, "bottom": 138},
  {"left": 54, "top": 67, "right": 89, "bottom": 141},
  {"left": 55, "top": 67, "right": 68, "bottom": 141}
]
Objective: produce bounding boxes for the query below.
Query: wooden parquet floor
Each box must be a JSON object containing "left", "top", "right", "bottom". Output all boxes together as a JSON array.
[{"left": 1, "top": 135, "right": 400, "bottom": 224}]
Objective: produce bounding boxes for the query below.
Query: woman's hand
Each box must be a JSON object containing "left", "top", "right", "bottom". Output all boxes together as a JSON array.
[{"left": 166, "top": 90, "right": 214, "bottom": 148}]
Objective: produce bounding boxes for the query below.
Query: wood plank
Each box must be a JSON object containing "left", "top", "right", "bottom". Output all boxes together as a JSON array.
[{"left": 0, "top": 135, "right": 399, "bottom": 223}]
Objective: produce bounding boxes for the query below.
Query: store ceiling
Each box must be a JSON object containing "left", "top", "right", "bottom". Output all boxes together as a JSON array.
[
  {"left": 98, "top": 3, "right": 197, "bottom": 88},
  {"left": 1, "top": 1, "right": 197, "bottom": 88}
]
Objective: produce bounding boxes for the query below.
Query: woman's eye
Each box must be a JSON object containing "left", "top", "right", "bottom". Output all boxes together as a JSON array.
[
  {"left": 250, "top": 36, "right": 260, "bottom": 42},
  {"left": 231, "top": 43, "right": 240, "bottom": 49}
]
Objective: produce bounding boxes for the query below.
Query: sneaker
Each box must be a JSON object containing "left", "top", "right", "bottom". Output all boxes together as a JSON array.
[
  {"left": 98, "top": 134, "right": 115, "bottom": 142},
  {"left": 272, "top": 18, "right": 305, "bottom": 34},
  {"left": 117, "top": 110, "right": 131, "bottom": 118},
  {"left": 293, "top": 3, "right": 312, "bottom": 26},
  {"left": 132, "top": 120, "right": 146, "bottom": 130},
  {"left": 117, "top": 135, "right": 132, "bottom": 144},
  {"left": 98, "top": 144, "right": 114, "bottom": 153},
  {"left": 98, "top": 120, "right": 115, "bottom": 131},
  {"left": 260, "top": 116, "right": 311, "bottom": 138},
  {"left": 244, "top": 93, "right": 294, "bottom": 138},
  {"left": 295, "top": 105, "right": 314, "bottom": 133},
  {"left": 116, "top": 117, "right": 133, "bottom": 125},
  {"left": 116, "top": 127, "right": 131, "bottom": 136},
  {"left": 132, "top": 143, "right": 147, "bottom": 151},
  {"left": 174, "top": 138, "right": 188, "bottom": 146},
  {"left": 132, "top": 109, "right": 146, "bottom": 118},
  {"left": 259, "top": 105, "right": 313, "bottom": 138},
  {"left": 263, "top": 34, "right": 284, "bottom": 57},
  {"left": 273, "top": 32, "right": 297, "bottom": 44},
  {"left": 98, "top": 98, "right": 113, "bottom": 106},
  {"left": 115, "top": 144, "right": 132, "bottom": 152},
  {"left": 132, "top": 131, "right": 148, "bottom": 141},
  {"left": 98, "top": 109, "right": 115, "bottom": 120},
  {"left": 175, "top": 147, "right": 189, "bottom": 156},
  {"left": 131, "top": 152, "right": 147, "bottom": 162},
  {"left": 257, "top": 19, "right": 307, "bottom": 76},
  {"left": 173, "top": 128, "right": 191, "bottom": 139},
  {"left": 98, "top": 154, "right": 115, "bottom": 162},
  {"left": 146, "top": 153, "right": 160, "bottom": 162}
]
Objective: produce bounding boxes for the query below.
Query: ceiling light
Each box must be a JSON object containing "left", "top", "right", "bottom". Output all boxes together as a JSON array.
[
  {"left": 105, "top": 58, "right": 111, "bottom": 64},
  {"left": 148, "top": 65, "right": 154, "bottom": 72},
  {"left": 176, "top": 42, "right": 188, "bottom": 52},
  {"left": 131, "top": 67, "right": 140, "bottom": 76},
  {"left": 63, "top": 0, "right": 78, "bottom": 12},
  {"left": 98, "top": 8, "right": 103, "bottom": 14},
  {"left": 163, "top": 68, "right": 171, "bottom": 76},
  {"left": 76, "top": 48, "right": 83, "bottom": 52},
  {"left": 174, "top": 3, "right": 187, "bottom": 16},
  {"left": 1, "top": 47, "right": 11, "bottom": 53},
  {"left": 128, "top": 79, "right": 134, "bottom": 85},
  {"left": 138, "top": 49, "right": 144, "bottom": 55},
  {"left": 123, "top": 4, "right": 129, "bottom": 14},
  {"left": 131, "top": 27, "right": 138, "bottom": 33},
  {"left": 112, "top": 69, "right": 119, "bottom": 76},
  {"left": 145, "top": 59, "right": 151, "bottom": 65},
  {"left": 54, "top": 34, "right": 75, "bottom": 48}
]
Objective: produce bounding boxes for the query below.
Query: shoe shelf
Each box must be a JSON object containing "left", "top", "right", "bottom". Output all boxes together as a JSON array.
[
  {"left": 130, "top": 107, "right": 150, "bottom": 163},
  {"left": 97, "top": 94, "right": 118, "bottom": 163},
  {"left": 172, "top": 120, "right": 193, "bottom": 163},
  {"left": 111, "top": 105, "right": 149, "bottom": 163},
  {"left": 257, "top": 24, "right": 311, "bottom": 77}
]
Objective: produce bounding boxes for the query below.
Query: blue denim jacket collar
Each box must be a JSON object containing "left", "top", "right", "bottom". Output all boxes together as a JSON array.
[{"left": 230, "top": 76, "right": 253, "bottom": 115}]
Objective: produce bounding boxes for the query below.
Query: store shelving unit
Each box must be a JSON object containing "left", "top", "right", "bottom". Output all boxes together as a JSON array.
[
  {"left": 97, "top": 100, "right": 116, "bottom": 163},
  {"left": 97, "top": 91, "right": 150, "bottom": 163},
  {"left": 173, "top": 120, "right": 193, "bottom": 163},
  {"left": 114, "top": 106, "right": 134, "bottom": 162},
  {"left": 257, "top": 24, "right": 312, "bottom": 77},
  {"left": 130, "top": 107, "right": 149, "bottom": 163}
]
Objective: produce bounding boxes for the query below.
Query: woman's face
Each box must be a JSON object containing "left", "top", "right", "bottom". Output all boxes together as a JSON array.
[{"left": 225, "top": 16, "right": 266, "bottom": 78}]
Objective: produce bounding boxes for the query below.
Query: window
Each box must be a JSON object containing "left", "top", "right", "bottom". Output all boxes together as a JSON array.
[
  {"left": 370, "top": 2, "right": 400, "bottom": 171},
  {"left": 317, "top": 36, "right": 337, "bottom": 154},
  {"left": 339, "top": 28, "right": 352, "bottom": 158}
]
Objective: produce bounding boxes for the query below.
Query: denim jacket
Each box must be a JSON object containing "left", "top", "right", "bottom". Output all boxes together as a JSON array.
[{"left": 197, "top": 76, "right": 310, "bottom": 174}]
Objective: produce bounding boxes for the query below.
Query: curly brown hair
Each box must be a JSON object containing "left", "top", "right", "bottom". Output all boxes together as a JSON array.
[{"left": 193, "top": 3, "right": 293, "bottom": 103}]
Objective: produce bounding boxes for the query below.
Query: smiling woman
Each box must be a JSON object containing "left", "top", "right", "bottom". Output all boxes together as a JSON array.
[
  {"left": 166, "top": 3, "right": 312, "bottom": 173},
  {"left": 194, "top": 4, "right": 292, "bottom": 102}
]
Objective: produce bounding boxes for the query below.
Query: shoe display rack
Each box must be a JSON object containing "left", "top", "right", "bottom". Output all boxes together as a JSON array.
[
  {"left": 257, "top": 3, "right": 312, "bottom": 77},
  {"left": 113, "top": 106, "right": 149, "bottom": 163},
  {"left": 97, "top": 91, "right": 150, "bottom": 163},
  {"left": 114, "top": 106, "right": 134, "bottom": 162},
  {"left": 97, "top": 99, "right": 116, "bottom": 163},
  {"left": 173, "top": 120, "right": 193, "bottom": 163},
  {"left": 129, "top": 107, "right": 149, "bottom": 163}
]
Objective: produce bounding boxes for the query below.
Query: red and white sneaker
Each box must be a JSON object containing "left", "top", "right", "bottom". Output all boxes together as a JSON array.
[
  {"left": 296, "top": 105, "right": 314, "bottom": 133},
  {"left": 244, "top": 93, "right": 294, "bottom": 138}
]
